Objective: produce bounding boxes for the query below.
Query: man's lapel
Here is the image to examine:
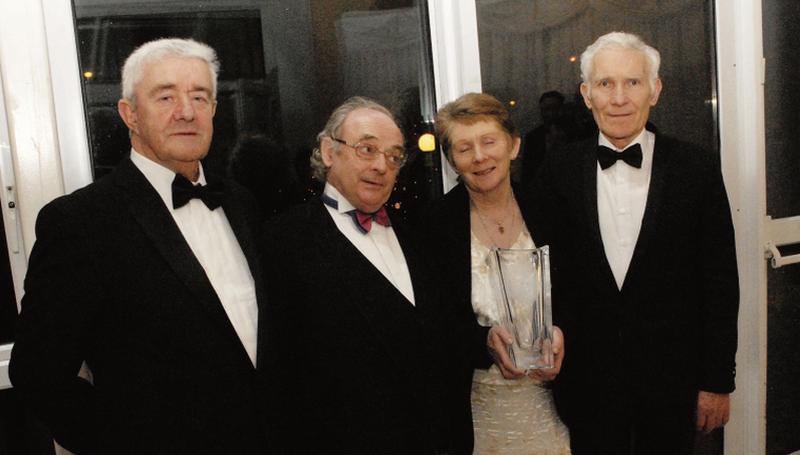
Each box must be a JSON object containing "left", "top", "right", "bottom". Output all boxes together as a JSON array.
[
  {"left": 113, "top": 159, "right": 253, "bottom": 367},
  {"left": 220, "top": 182, "right": 268, "bottom": 368},
  {"left": 311, "top": 200, "right": 421, "bottom": 369},
  {"left": 624, "top": 135, "right": 670, "bottom": 289},
  {"left": 579, "top": 140, "right": 619, "bottom": 293}
]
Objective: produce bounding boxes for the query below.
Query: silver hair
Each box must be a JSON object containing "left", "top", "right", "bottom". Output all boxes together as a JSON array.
[
  {"left": 121, "top": 38, "right": 220, "bottom": 104},
  {"left": 580, "top": 32, "right": 661, "bottom": 92},
  {"left": 309, "top": 96, "right": 402, "bottom": 182}
]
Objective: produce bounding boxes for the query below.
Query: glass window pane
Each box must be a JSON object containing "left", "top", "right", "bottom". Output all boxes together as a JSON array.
[
  {"left": 763, "top": 1, "right": 800, "bottom": 454},
  {"left": 73, "top": 0, "right": 440, "bottom": 221},
  {"left": 475, "top": 0, "right": 717, "bottom": 184}
]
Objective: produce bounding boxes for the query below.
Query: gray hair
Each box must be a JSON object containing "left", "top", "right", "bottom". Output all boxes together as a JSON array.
[
  {"left": 310, "top": 96, "right": 402, "bottom": 181},
  {"left": 121, "top": 38, "right": 220, "bottom": 104},
  {"left": 580, "top": 32, "right": 661, "bottom": 92}
]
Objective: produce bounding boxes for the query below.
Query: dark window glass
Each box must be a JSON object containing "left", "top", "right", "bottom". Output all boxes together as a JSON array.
[
  {"left": 1, "top": 211, "right": 17, "bottom": 344},
  {"left": 763, "top": 1, "right": 800, "bottom": 454},
  {"left": 73, "top": 0, "right": 440, "bottom": 221},
  {"left": 475, "top": 0, "right": 718, "bottom": 184}
]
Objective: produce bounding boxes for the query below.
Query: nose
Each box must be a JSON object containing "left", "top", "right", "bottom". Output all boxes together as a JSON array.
[
  {"left": 370, "top": 152, "right": 389, "bottom": 174},
  {"left": 173, "top": 94, "right": 196, "bottom": 121},
  {"left": 611, "top": 85, "right": 628, "bottom": 106},
  {"left": 472, "top": 144, "right": 488, "bottom": 162}
]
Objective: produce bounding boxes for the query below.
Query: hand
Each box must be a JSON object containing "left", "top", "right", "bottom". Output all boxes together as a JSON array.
[
  {"left": 696, "top": 391, "right": 730, "bottom": 433},
  {"left": 486, "top": 326, "right": 526, "bottom": 379},
  {"left": 527, "top": 325, "right": 564, "bottom": 382}
]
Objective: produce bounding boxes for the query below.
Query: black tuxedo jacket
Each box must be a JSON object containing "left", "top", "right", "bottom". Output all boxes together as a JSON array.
[
  {"left": 533, "top": 134, "right": 739, "bottom": 425},
  {"left": 260, "top": 199, "right": 451, "bottom": 454},
  {"left": 10, "top": 158, "right": 268, "bottom": 454},
  {"left": 418, "top": 182, "right": 548, "bottom": 454}
]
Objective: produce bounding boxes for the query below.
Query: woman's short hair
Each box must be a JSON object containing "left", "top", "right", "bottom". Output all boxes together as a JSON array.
[
  {"left": 121, "top": 38, "right": 220, "bottom": 104},
  {"left": 580, "top": 31, "right": 661, "bottom": 92},
  {"left": 434, "top": 92, "right": 518, "bottom": 164},
  {"left": 309, "top": 96, "right": 401, "bottom": 182}
]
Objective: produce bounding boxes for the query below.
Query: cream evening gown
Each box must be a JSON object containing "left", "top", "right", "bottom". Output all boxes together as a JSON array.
[{"left": 470, "top": 227, "right": 571, "bottom": 455}]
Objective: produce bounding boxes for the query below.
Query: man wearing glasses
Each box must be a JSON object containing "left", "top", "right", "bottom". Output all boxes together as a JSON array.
[{"left": 260, "top": 97, "right": 453, "bottom": 454}]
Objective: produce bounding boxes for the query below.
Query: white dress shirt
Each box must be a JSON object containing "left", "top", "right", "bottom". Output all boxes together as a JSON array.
[
  {"left": 130, "top": 150, "right": 258, "bottom": 366},
  {"left": 322, "top": 183, "right": 416, "bottom": 305},
  {"left": 596, "top": 130, "right": 655, "bottom": 290}
]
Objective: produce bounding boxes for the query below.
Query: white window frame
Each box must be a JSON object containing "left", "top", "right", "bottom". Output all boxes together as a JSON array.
[
  {"left": 0, "top": 0, "right": 72, "bottom": 391},
  {"left": 427, "top": 0, "right": 481, "bottom": 192},
  {"left": 43, "top": 0, "right": 93, "bottom": 194},
  {"left": 715, "top": 1, "right": 768, "bottom": 453},
  {"left": 0, "top": 69, "right": 26, "bottom": 390}
]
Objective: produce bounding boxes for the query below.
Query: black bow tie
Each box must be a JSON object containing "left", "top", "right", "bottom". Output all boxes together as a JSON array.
[
  {"left": 596, "top": 143, "right": 643, "bottom": 170},
  {"left": 171, "top": 174, "right": 224, "bottom": 210}
]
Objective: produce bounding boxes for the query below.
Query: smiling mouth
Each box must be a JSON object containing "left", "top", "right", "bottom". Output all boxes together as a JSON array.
[{"left": 473, "top": 167, "right": 495, "bottom": 176}]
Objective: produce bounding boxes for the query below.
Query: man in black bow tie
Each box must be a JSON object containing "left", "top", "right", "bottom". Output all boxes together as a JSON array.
[
  {"left": 532, "top": 32, "right": 740, "bottom": 455},
  {"left": 10, "top": 38, "right": 268, "bottom": 454},
  {"left": 259, "top": 97, "right": 454, "bottom": 454}
]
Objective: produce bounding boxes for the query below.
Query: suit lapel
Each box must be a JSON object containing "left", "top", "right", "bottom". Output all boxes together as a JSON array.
[
  {"left": 579, "top": 140, "right": 619, "bottom": 293},
  {"left": 310, "top": 201, "right": 422, "bottom": 369},
  {"left": 393, "top": 221, "right": 431, "bottom": 313},
  {"left": 315, "top": 199, "right": 416, "bottom": 307},
  {"left": 113, "top": 159, "right": 253, "bottom": 368},
  {"left": 220, "top": 182, "right": 268, "bottom": 368},
  {"left": 624, "top": 135, "right": 670, "bottom": 290}
]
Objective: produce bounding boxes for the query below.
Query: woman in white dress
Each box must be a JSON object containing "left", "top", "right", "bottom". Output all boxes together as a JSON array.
[{"left": 424, "top": 93, "right": 571, "bottom": 454}]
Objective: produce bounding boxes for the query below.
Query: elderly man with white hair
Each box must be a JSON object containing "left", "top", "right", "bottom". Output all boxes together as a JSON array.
[
  {"left": 535, "top": 31, "right": 740, "bottom": 454},
  {"left": 10, "top": 38, "right": 268, "bottom": 454}
]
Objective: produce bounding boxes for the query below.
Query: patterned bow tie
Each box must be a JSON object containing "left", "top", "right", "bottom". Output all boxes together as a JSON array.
[
  {"left": 321, "top": 193, "right": 391, "bottom": 234},
  {"left": 171, "top": 173, "right": 225, "bottom": 210},
  {"left": 596, "top": 143, "right": 643, "bottom": 170}
]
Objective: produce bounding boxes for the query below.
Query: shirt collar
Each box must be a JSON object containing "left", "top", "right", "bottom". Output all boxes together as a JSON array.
[
  {"left": 322, "top": 183, "right": 356, "bottom": 214},
  {"left": 129, "top": 148, "right": 207, "bottom": 210}
]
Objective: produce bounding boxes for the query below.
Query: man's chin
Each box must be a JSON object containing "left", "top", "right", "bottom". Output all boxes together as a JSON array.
[
  {"left": 357, "top": 197, "right": 390, "bottom": 214},
  {"left": 164, "top": 147, "right": 210, "bottom": 162}
]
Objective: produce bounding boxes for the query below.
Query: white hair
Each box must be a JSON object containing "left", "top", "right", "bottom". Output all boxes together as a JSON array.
[
  {"left": 580, "top": 32, "right": 661, "bottom": 92},
  {"left": 121, "top": 38, "right": 219, "bottom": 104}
]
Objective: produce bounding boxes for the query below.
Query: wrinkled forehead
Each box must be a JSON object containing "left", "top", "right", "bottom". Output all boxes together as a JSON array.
[
  {"left": 339, "top": 108, "right": 404, "bottom": 144},
  {"left": 137, "top": 56, "right": 213, "bottom": 91},
  {"left": 590, "top": 47, "right": 650, "bottom": 80}
]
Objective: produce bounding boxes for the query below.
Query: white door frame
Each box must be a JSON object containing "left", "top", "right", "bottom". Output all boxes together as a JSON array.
[
  {"left": 0, "top": 0, "right": 73, "bottom": 390},
  {"left": 715, "top": 0, "right": 768, "bottom": 453},
  {"left": 427, "top": 0, "right": 482, "bottom": 192}
]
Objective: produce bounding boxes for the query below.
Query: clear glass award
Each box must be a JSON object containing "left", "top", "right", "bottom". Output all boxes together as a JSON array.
[{"left": 489, "top": 245, "right": 553, "bottom": 370}]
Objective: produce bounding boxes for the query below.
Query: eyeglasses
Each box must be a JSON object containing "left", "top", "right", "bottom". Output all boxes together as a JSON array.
[{"left": 331, "top": 137, "right": 407, "bottom": 168}]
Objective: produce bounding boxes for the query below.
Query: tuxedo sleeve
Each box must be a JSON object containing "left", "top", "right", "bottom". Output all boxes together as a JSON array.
[
  {"left": 258, "top": 219, "right": 303, "bottom": 454},
  {"left": 696, "top": 156, "right": 740, "bottom": 394},
  {"left": 528, "top": 151, "right": 570, "bottom": 333},
  {"left": 9, "top": 200, "right": 99, "bottom": 454},
  {"left": 414, "top": 196, "right": 493, "bottom": 371}
]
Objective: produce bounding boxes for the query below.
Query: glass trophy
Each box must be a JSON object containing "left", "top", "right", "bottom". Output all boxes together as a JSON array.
[{"left": 489, "top": 245, "right": 553, "bottom": 370}]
